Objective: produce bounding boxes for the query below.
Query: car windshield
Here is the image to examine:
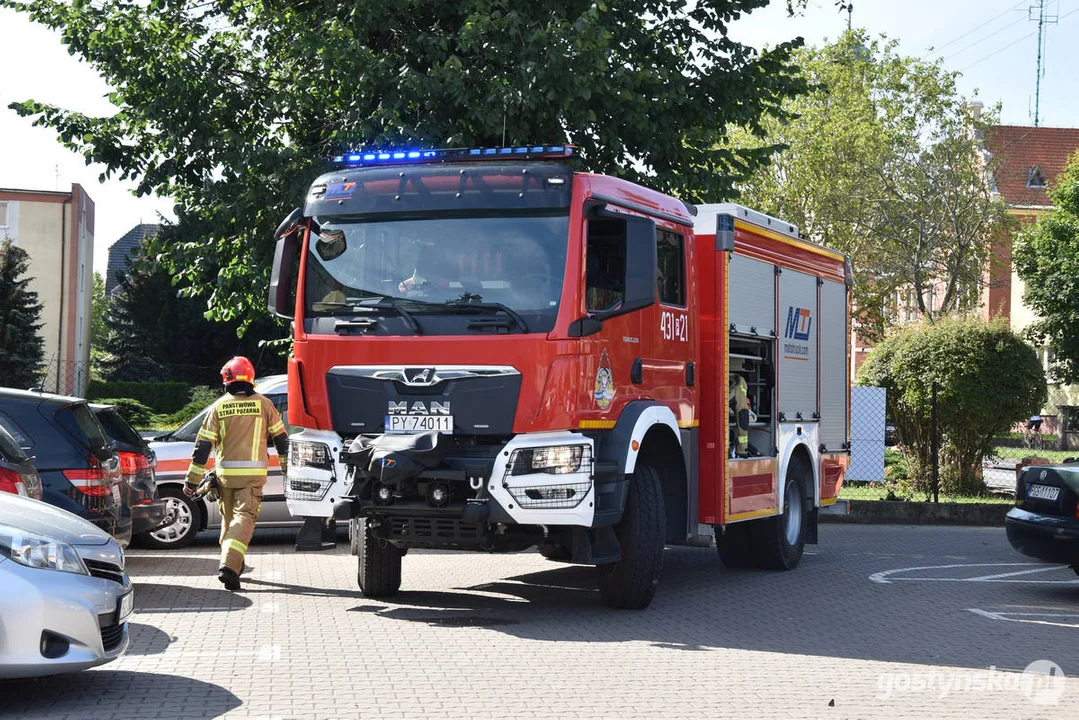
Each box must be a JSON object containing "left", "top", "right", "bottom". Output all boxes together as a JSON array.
[
  {"left": 56, "top": 402, "right": 114, "bottom": 460},
  {"left": 305, "top": 213, "right": 569, "bottom": 333},
  {"left": 0, "top": 422, "right": 27, "bottom": 462},
  {"left": 172, "top": 409, "right": 208, "bottom": 443},
  {"left": 95, "top": 408, "right": 145, "bottom": 447}
]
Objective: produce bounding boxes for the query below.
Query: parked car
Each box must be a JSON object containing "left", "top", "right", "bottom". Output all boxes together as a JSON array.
[
  {"left": 91, "top": 403, "right": 168, "bottom": 537},
  {"left": 0, "top": 491, "right": 131, "bottom": 677},
  {"left": 143, "top": 375, "right": 292, "bottom": 548},
  {"left": 0, "top": 420, "right": 42, "bottom": 500},
  {"left": 1006, "top": 460, "right": 1079, "bottom": 567},
  {"left": 0, "top": 389, "right": 128, "bottom": 546}
]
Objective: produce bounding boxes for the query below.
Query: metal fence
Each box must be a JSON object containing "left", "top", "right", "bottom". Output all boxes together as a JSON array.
[
  {"left": 842, "top": 383, "right": 1079, "bottom": 503},
  {"left": 35, "top": 356, "right": 92, "bottom": 397}
]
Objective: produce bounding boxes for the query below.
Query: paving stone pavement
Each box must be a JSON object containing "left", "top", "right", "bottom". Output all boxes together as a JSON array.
[{"left": 2, "top": 524, "right": 1078, "bottom": 719}]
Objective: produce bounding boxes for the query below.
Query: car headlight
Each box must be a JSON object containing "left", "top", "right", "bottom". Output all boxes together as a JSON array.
[
  {"left": 289, "top": 440, "right": 334, "bottom": 471},
  {"left": 509, "top": 445, "right": 589, "bottom": 475},
  {"left": 0, "top": 524, "right": 89, "bottom": 575}
]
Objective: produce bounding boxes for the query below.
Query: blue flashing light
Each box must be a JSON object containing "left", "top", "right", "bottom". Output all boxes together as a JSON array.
[{"left": 330, "top": 144, "right": 577, "bottom": 168}]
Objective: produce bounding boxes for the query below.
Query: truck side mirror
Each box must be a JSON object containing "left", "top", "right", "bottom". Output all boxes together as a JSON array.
[{"left": 269, "top": 208, "right": 303, "bottom": 319}]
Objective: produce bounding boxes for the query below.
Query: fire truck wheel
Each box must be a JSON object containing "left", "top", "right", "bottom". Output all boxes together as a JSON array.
[
  {"left": 749, "top": 458, "right": 809, "bottom": 571},
  {"left": 538, "top": 544, "right": 572, "bottom": 561},
  {"left": 597, "top": 462, "right": 666, "bottom": 609},
  {"left": 353, "top": 517, "right": 403, "bottom": 597},
  {"left": 716, "top": 522, "right": 753, "bottom": 568}
]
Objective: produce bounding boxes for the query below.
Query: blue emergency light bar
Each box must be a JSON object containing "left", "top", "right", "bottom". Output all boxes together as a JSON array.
[{"left": 331, "top": 145, "right": 575, "bottom": 168}]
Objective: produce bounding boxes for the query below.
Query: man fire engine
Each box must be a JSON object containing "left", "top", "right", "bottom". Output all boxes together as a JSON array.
[{"left": 269, "top": 145, "right": 851, "bottom": 609}]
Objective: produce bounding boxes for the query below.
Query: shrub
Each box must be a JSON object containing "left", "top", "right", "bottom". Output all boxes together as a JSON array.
[
  {"left": 87, "top": 380, "right": 191, "bottom": 414},
  {"left": 857, "top": 316, "right": 1046, "bottom": 495},
  {"left": 93, "top": 397, "right": 154, "bottom": 428}
]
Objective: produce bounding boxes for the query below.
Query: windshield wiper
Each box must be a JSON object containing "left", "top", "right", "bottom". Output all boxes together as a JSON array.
[
  {"left": 443, "top": 296, "right": 529, "bottom": 333},
  {"left": 312, "top": 298, "right": 422, "bottom": 334}
]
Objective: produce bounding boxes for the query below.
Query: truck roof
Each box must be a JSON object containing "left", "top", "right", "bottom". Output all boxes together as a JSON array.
[{"left": 694, "top": 203, "right": 847, "bottom": 263}]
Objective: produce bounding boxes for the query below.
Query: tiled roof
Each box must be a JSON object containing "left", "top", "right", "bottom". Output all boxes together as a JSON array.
[
  {"left": 105, "top": 223, "right": 160, "bottom": 295},
  {"left": 985, "top": 125, "right": 1079, "bottom": 208}
]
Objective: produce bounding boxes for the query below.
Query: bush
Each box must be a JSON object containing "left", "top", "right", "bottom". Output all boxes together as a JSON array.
[
  {"left": 94, "top": 397, "right": 154, "bottom": 428},
  {"left": 857, "top": 316, "right": 1046, "bottom": 495},
  {"left": 87, "top": 380, "right": 192, "bottom": 414}
]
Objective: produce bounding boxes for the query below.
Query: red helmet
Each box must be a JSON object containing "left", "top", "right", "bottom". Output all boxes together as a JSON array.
[{"left": 221, "top": 356, "right": 255, "bottom": 385}]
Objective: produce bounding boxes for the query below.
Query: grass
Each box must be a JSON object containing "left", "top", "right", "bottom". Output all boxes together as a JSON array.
[
  {"left": 839, "top": 484, "right": 1014, "bottom": 504},
  {"left": 990, "top": 446, "right": 1076, "bottom": 464}
]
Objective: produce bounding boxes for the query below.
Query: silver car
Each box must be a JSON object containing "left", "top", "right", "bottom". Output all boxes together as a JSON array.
[{"left": 0, "top": 492, "right": 132, "bottom": 678}]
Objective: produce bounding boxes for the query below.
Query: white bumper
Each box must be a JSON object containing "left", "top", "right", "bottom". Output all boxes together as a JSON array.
[{"left": 285, "top": 429, "right": 596, "bottom": 527}]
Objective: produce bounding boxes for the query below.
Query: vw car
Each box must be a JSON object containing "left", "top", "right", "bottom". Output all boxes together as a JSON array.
[
  {"left": 1006, "top": 460, "right": 1079, "bottom": 567},
  {"left": 142, "top": 375, "right": 293, "bottom": 548},
  {"left": 0, "top": 492, "right": 131, "bottom": 677},
  {"left": 0, "top": 389, "right": 127, "bottom": 545}
]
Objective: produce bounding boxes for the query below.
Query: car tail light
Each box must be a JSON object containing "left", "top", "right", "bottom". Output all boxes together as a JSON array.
[
  {"left": 0, "top": 467, "right": 27, "bottom": 497},
  {"left": 117, "top": 451, "right": 150, "bottom": 476},
  {"left": 64, "top": 456, "right": 112, "bottom": 496}
]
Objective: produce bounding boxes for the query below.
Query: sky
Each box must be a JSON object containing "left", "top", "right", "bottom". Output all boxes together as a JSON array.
[{"left": 0, "top": 0, "right": 1077, "bottom": 277}]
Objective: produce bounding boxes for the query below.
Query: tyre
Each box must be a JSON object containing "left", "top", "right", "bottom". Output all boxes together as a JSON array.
[
  {"left": 538, "top": 544, "right": 572, "bottom": 561},
  {"left": 749, "top": 457, "right": 809, "bottom": 571},
  {"left": 597, "top": 462, "right": 665, "bottom": 609},
  {"left": 716, "top": 521, "right": 753, "bottom": 568},
  {"left": 352, "top": 517, "right": 403, "bottom": 597},
  {"left": 136, "top": 487, "right": 201, "bottom": 549}
]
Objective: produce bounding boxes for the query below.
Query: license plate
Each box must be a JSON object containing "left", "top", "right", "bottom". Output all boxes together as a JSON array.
[
  {"left": 111, "top": 483, "right": 121, "bottom": 503},
  {"left": 385, "top": 415, "right": 453, "bottom": 433},
  {"left": 117, "top": 589, "right": 134, "bottom": 623},
  {"left": 1027, "top": 483, "right": 1060, "bottom": 501}
]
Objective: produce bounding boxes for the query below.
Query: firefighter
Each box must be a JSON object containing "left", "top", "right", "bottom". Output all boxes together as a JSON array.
[
  {"left": 183, "top": 357, "right": 289, "bottom": 591},
  {"left": 729, "top": 357, "right": 750, "bottom": 457}
]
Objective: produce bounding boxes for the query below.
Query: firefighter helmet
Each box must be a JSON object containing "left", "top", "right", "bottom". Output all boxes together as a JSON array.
[{"left": 221, "top": 356, "right": 255, "bottom": 385}]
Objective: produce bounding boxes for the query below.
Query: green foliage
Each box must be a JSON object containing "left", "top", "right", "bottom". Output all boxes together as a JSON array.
[
  {"left": 5, "top": 0, "right": 807, "bottom": 331},
  {"left": 729, "top": 31, "right": 1010, "bottom": 342},
  {"left": 89, "top": 272, "right": 108, "bottom": 382},
  {"left": 101, "top": 258, "right": 284, "bottom": 385},
  {"left": 87, "top": 379, "right": 192, "bottom": 414},
  {"left": 1013, "top": 151, "right": 1079, "bottom": 383},
  {"left": 93, "top": 397, "right": 153, "bottom": 428},
  {"left": 0, "top": 239, "right": 45, "bottom": 389},
  {"left": 857, "top": 316, "right": 1046, "bottom": 495}
]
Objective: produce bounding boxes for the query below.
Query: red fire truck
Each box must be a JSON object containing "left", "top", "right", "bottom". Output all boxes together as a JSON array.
[{"left": 271, "top": 145, "right": 850, "bottom": 609}]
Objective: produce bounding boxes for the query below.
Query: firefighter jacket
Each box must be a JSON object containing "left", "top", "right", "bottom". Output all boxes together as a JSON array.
[{"left": 185, "top": 392, "right": 289, "bottom": 489}]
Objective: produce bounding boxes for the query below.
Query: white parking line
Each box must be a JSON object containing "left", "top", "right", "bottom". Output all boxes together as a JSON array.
[
  {"left": 869, "top": 562, "right": 1078, "bottom": 584},
  {"left": 965, "top": 566, "right": 1067, "bottom": 581},
  {"left": 968, "top": 608, "right": 1079, "bottom": 628}
]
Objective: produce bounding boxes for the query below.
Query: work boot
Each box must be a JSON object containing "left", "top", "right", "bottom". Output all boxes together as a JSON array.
[{"left": 218, "top": 567, "right": 241, "bottom": 591}]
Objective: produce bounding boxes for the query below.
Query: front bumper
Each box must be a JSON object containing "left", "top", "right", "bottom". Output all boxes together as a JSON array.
[
  {"left": 0, "top": 559, "right": 131, "bottom": 678},
  {"left": 131, "top": 501, "right": 169, "bottom": 535},
  {"left": 1005, "top": 507, "right": 1079, "bottom": 565}
]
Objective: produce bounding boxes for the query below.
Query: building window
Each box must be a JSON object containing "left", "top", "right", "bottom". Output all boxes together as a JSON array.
[
  {"left": 1027, "top": 165, "right": 1047, "bottom": 188},
  {"left": 0, "top": 202, "right": 7, "bottom": 238}
]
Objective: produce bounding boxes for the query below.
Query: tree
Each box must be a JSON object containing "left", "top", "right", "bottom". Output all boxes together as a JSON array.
[
  {"left": 0, "top": 239, "right": 45, "bottom": 389},
  {"left": 89, "top": 271, "right": 108, "bottom": 379},
  {"left": 5, "top": 0, "right": 807, "bottom": 331},
  {"left": 1012, "top": 151, "right": 1079, "bottom": 383},
  {"left": 102, "top": 256, "right": 284, "bottom": 385},
  {"left": 857, "top": 316, "right": 1045, "bottom": 496},
  {"left": 729, "top": 31, "right": 1010, "bottom": 342}
]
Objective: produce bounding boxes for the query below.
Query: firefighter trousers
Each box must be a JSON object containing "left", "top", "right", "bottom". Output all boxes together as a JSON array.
[{"left": 217, "top": 482, "right": 264, "bottom": 574}]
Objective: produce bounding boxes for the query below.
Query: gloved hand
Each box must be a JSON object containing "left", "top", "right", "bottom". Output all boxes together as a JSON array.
[{"left": 183, "top": 482, "right": 198, "bottom": 498}]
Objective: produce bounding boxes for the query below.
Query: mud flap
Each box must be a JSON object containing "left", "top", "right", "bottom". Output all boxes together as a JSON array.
[
  {"left": 295, "top": 516, "right": 337, "bottom": 551},
  {"left": 806, "top": 507, "right": 819, "bottom": 545}
]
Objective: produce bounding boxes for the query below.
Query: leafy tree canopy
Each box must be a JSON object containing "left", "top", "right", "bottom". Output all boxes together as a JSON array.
[
  {"left": 0, "top": 238, "right": 45, "bottom": 389},
  {"left": 729, "top": 30, "right": 1010, "bottom": 342},
  {"left": 857, "top": 316, "right": 1045, "bottom": 495},
  {"left": 1013, "top": 151, "right": 1079, "bottom": 383},
  {"left": 6, "top": 0, "right": 808, "bottom": 331}
]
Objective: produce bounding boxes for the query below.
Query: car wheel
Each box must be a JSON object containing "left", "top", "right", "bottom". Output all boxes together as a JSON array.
[
  {"left": 353, "top": 517, "right": 402, "bottom": 597},
  {"left": 597, "top": 462, "right": 665, "bottom": 609},
  {"left": 136, "top": 487, "right": 201, "bottom": 549}
]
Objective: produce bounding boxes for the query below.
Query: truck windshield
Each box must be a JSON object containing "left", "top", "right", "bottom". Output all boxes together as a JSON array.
[{"left": 305, "top": 213, "right": 570, "bottom": 334}]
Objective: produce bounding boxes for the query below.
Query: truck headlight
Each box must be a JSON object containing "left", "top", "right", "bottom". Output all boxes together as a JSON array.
[
  {"left": 289, "top": 440, "right": 334, "bottom": 471},
  {"left": 0, "top": 525, "right": 89, "bottom": 575},
  {"left": 509, "top": 445, "right": 589, "bottom": 475}
]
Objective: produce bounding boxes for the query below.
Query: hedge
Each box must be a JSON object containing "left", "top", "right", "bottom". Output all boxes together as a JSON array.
[
  {"left": 93, "top": 397, "right": 154, "bottom": 428},
  {"left": 87, "top": 380, "right": 191, "bottom": 414}
]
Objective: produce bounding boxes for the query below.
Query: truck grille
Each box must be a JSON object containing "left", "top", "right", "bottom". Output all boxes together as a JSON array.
[
  {"left": 100, "top": 621, "right": 125, "bottom": 652},
  {"left": 85, "top": 559, "right": 125, "bottom": 585},
  {"left": 388, "top": 517, "right": 483, "bottom": 547}
]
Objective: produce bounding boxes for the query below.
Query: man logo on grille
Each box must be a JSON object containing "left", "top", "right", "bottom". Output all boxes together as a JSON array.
[{"left": 405, "top": 367, "right": 437, "bottom": 385}]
